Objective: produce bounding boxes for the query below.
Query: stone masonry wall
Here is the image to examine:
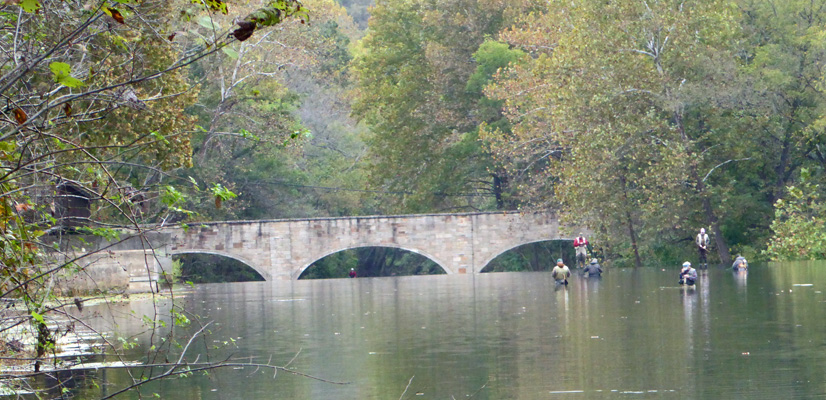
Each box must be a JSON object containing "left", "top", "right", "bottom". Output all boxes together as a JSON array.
[
  {"left": 48, "top": 232, "right": 171, "bottom": 295},
  {"left": 54, "top": 249, "right": 163, "bottom": 295},
  {"left": 169, "top": 212, "right": 575, "bottom": 281}
]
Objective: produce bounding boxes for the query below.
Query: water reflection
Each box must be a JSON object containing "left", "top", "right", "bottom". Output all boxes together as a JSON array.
[
  {"left": 554, "top": 281, "right": 570, "bottom": 330},
  {"left": 700, "top": 270, "right": 711, "bottom": 350},
  {"left": 733, "top": 269, "right": 748, "bottom": 290},
  {"left": 681, "top": 282, "right": 697, "bottom": 352},
  {"left": 63, "top": 262, "right": 826, "bottom": 399}
]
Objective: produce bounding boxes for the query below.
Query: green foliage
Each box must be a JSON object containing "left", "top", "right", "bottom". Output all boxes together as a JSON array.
[
  {"left": 478, "top": 0, "right": 826, "bottom": 264},
  {"left": 352, "top": 0, "right": 537, "bottom": 213},
  {"left": 117, "top": 337, "right": 140, "bottom": 350},
  {"left": 301, "top": 247, "right": 445, "bottom": 278},
  {"left": 316, "top": 20, "right": 353, "bottom": 82},
  {"left": 76, "top": 227, "right": 122, "bottom": 242},
  {"left": 48, "top": 62, "right": 84, "bottom": 88},
  {"left": 210, "top": 183, "right": 237, "bottom": 201},
  {"left": 19, "top": 0, "right": 40, "bottom": 13},
  {"left": 172, "top": 308, "right": 191, "bottom": 327},
  {"left": 483, "top": 241, "right": 574, "bottom": 272},
  {"left": 177, "top": 0, "right": 368, "bottom": 220},
  {"left": 300, "top": 250, "right": 358, "bottom": 278},
  {"left": 195, "top": 0, "right": 228, "bottom": 14},
  {"left": 161, "top": 259, "right": 184, "bottom": 286},
  {"left": 174, "top": 254, "right": 265, "bottom": 283},
  {"left": 764, "top": 169, "right": 826, "bottom": 260},
  {"left": 466, "top": 40, "right": 524, "bottom": 94}
]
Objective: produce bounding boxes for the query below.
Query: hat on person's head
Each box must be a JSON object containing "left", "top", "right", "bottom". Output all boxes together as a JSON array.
[
  {"left": 556, "top": 258, "right": 563, "bottom": 264},
  {"left": 682, "top": 261, "right": 691, "bottom": 268},
  {"left": 590, "top": 258, "right": 598, "bottom": 264},
  {"left": 350, "top": 268, "right": 354, "bottom": 270},
  {"left": 700, "top": 228, "right": 705, "bottom": 234}
]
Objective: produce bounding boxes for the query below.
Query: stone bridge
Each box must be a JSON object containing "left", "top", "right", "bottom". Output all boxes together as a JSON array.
[{"left": 166, "top": 211, "right": 581, "bottom": 281}]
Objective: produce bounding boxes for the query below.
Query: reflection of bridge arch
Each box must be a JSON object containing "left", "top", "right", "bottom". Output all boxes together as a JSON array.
[
  {"left": 169, "top": 250, "right": 271, "bottom": 281},
  {"left": 166, "top": 212, "right": 583, "bottom": 281},
  {"left": 296, "top": 245, "right": 450, "bottom": 279},
  {"left": 478, "top": 239, "right": 573, "bottom": 272}
]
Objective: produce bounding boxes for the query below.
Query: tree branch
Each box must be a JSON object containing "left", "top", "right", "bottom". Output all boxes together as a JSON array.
[{"left": 702, "top": 158, "right": 752, "bottom": 182}]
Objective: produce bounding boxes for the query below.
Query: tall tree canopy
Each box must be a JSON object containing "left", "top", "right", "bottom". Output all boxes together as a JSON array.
[
  {"left": 352, "top": 0, "right": 542, "bottom": 213},
  {"left": 176, "top": 0, "right": 368, "bottom": 220},
  {"left": 480, "top": 0, "right": 826, "bottom": 264},
  {"left": 483, "top": 0, "right": 744, "bottom": 265}
]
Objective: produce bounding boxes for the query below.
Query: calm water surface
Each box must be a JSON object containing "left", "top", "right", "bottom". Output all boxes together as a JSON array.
[{"left": 80, "top": 262, "right": 826, "bottom": 399}]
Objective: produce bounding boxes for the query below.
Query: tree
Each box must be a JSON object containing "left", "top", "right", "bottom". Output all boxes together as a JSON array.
[
  {"left": 352, "top": 0, "right": 543, "bottom": 213},
  {"left": 179, "top": 0, "right": 369, "bottom": 220},
  {"left": 0, "top": 0, "right": 321, "bottom": 396},
  {"left": 764, "top": 168, "right": 826, "bottom": 260}
]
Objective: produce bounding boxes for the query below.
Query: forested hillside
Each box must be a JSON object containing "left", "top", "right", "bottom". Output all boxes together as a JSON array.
[
  {"left": 350, "top": 0, "right": 826, "bottom": 265},
  {"left": 3, "top": 0, "right": 825, "bottom": 306}
]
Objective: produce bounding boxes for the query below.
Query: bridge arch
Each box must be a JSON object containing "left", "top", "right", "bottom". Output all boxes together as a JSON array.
[
  {"left": 295, "top": 245, "right": 452, "bottom": 279},
  {"left": 477, "top": 238, "right": 574, "bottom": 273},
  {"left": 169, "top": 250, "right": 272, "bottom": 281}
]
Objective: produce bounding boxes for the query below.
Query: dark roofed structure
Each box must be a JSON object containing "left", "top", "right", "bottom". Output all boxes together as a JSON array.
[{"left": 54, "top": 182, "right": 96, "bottom": 228}]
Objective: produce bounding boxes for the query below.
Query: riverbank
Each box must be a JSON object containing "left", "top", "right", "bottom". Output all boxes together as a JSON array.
[{"left": 0, "top": 289, "right": 187, "bottom": 374}]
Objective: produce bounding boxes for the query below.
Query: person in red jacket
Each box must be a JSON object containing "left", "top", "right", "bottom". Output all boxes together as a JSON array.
[
  {"left": 349, "top": 268, "right": 357, "bottom": 278},
  {"left": 573, "top": 233, "right": 589, "bottom": 268}
]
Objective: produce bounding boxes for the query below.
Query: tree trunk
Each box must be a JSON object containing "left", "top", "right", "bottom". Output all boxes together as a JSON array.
[
  {"left": 702, "top": 195, "right": 731, "bottom": 265},
  {"left": 770, "top": 130, "right": 793, "bottom": 204},
  {"left": 531, "top": 245, "right": 541, "bottom": 271},
  {"left": 619, "top": 174, "right": 643, "bottom": 267},
  {"left": 382, "top": 248, "right": 399, "bottom": 276},
  {"left": 359, "top": 247, "right": 380, "bottom": 277},
  {"left": 675, "top": 110, "right": 732, "bottom": 266},
  {"left": 492, "top": 173, "right": 507, "bottom": 210},
  {"left": 625, "top": 211, "right": 643, "bottom": 268}
]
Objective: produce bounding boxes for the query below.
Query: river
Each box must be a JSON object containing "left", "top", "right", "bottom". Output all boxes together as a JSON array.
[{"left": 68, "top": 261, "right": 826, "bottom": 399}]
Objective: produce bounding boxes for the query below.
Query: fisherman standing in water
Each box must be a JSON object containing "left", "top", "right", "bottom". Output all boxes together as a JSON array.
[
  {"left": 573, "top": 233, "right": 589, "bottom": 269},
  {"left": 552, "top": 259, "right": 571, "bottom": 285},
  {"left": 696, "top": 228, "right": 710, "bottom": 269}
]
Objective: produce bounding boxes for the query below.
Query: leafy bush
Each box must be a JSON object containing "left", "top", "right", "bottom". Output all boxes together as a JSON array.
[{"left": 764, "top": 169, "right": 826, "bottom": 260}]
